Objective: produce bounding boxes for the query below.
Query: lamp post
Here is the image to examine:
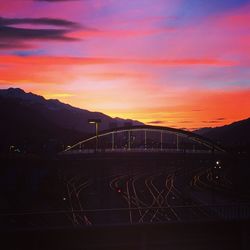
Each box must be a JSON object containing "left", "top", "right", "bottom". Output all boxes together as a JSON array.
[{"left": 88, "top": 119, "right": 101, "bottom": 151}]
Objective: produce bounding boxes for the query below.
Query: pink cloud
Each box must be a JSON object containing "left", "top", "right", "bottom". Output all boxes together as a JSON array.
[{"left": 0, "top": 55, "right": 235, "bottom": 66}]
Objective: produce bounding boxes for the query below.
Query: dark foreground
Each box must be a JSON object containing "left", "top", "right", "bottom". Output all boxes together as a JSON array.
[
  {"left": 1, "top": 152, "right": 250, "bottom": 249},
  {"left": 2, "top": 220, "right": 250, "bottom": 250}
]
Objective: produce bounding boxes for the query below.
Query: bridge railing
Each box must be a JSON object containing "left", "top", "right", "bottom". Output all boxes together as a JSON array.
[
  {"left": 62, "top": 125, "right": 226, "bottom": 154},
  {"left": 1, "top": 203, "right": 250, "bottom": 229},
  {"left": 60, "top": 148, "right": 218, "bottom": 155}
]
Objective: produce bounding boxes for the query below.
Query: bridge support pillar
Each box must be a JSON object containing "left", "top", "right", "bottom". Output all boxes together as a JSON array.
[
  {"left": 95, "top": 122, "right": 99, "bottom": 151},
  {"left": 144, "top": 130, "right": 147, "bottom": 149},
  {"left": 128, "top": 131, "right": 131, "bottom": 150},
  {"left": 160, "top": 131, "right": 163, "bottom": 151},
  {"left": 112, "top": 132, "right": 115, "bottom": 151},
  {"left": 176, "top": 134, "right": 179, "bottom": 151}
]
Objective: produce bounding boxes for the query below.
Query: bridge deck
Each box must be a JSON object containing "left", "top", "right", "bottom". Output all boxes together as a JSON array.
[{"left": 61, "top": 148, "right": 221, "bottom": 155}]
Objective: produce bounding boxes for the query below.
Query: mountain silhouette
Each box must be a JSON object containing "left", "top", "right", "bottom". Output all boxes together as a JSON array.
[
  {"left": 194, "top": 118, "right": 250, "bottom": 152},
  {"left": 0, "top": 88, "right": 142, "bottom": 153},
  {"left": 1, "top": 88, "right": 249, "bottom": 154}
]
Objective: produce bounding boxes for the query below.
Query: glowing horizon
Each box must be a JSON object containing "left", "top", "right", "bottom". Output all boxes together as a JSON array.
[{"left": 1, "top": 0, "right": 250, "bottom": 129}]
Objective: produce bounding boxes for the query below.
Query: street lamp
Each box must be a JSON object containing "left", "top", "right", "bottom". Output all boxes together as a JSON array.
[{"left": 88, "top": 119, "right": 101, "bottom": 151}]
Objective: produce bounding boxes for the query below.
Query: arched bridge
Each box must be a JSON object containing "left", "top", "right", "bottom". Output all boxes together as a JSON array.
[{"left": 62, "top": 125, "right": 225, "bottom": 154}]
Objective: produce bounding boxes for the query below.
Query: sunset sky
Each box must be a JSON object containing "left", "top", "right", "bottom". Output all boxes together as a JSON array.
[{"left": 1, "top": 0, "right": 250, "bottom": 129}]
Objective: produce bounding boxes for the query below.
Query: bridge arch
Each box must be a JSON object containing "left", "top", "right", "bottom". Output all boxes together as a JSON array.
[{"left": 63, "top": 125, "right": 225, "bottom": 154}]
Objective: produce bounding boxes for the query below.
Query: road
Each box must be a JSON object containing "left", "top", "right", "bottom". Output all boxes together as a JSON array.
[{"left": 60, "top": 154, "right": 239, "bottom": 226}]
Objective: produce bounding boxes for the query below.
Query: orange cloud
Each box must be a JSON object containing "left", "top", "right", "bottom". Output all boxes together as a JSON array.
[
  {"left": 0, "top": 55, "right": 236, "bottom": 67},
  {"left": 96, "top": 88, "right": 250, "bottom": 129},
  {"left": 0, "top": 55, "right": 235, "bottom": 88}
]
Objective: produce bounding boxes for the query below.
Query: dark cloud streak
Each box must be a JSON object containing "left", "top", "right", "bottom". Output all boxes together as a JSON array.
[
  {"left": 0, "top": 16, "right": 83, "bottom": 50},
  {"left": 148, "top": 121, "right": 165, "bottom": 124},
  {"left": 0, "top": 17, "right": 80, "bottom": 28},
  {"left": 179, "top": 121, "right": 192, "bottom": 123},
  {"left": 202, "top": 120, "right": 221, "bottom": 124},
  {"left": 0, "top": 26, "right": 78, "bottom": 41},
  {"left": 202, "top": 118, "right": 226, "bottom": 124}
]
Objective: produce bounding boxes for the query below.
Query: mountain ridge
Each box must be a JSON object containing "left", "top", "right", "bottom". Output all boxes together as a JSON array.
[
  {"left": 0, "top": 87, "right": 249, "bottom": 153},
  {"left": 194, "top": 117, "right": 250, "bottom": 152},
  {"left": 0, "top": 88, "right": 142, "bottom": 153},
  {"left": 0, "top": 88, "right": 143, "bottom": 132}
]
